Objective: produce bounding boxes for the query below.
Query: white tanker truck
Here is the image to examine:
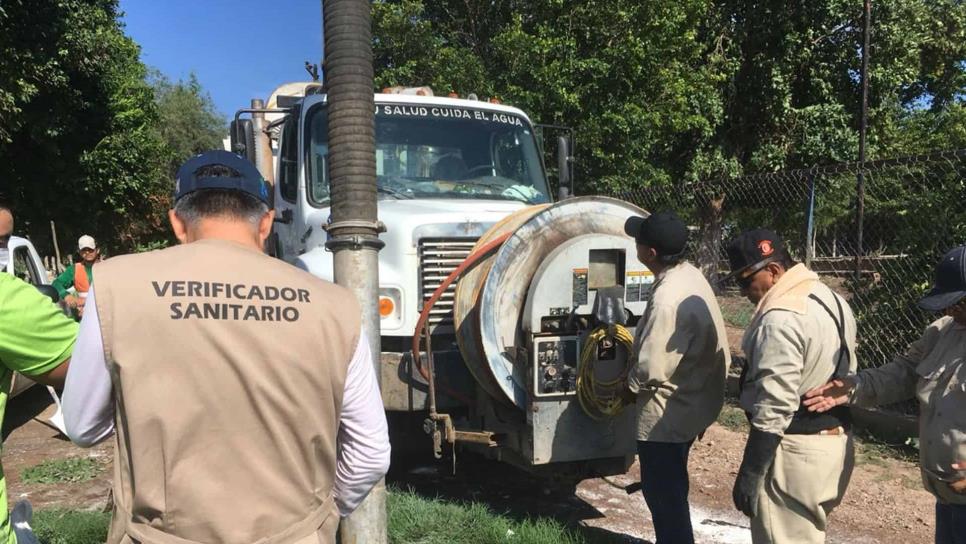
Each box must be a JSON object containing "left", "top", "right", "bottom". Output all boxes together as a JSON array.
[{"left": 232, "top": 83, "right": 655, "bottom": 478}]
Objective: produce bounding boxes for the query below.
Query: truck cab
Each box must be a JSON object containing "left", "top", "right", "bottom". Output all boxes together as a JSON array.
[{"left": 270, "top": 92, "right": 552, "bottom": 346}]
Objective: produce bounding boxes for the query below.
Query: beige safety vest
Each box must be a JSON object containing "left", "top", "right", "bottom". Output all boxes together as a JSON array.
[{"left": 93, "top": 238, "right": 360, "bottom": 544}]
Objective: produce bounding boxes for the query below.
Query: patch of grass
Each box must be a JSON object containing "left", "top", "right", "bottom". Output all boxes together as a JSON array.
[
  {"left": 388, "top": 488, "right": 585, "bottom": 544},
  {"left": 720, "top": 300, "right": 755, "bottom": 329},
  {"left": 26, "top": 490, "right": 593, "bottom": 544},
  {"left": 21, "top": 457, "right": 102, "bottom": 485},
  {"left": 33, "top": 509, "right": 110, "bottom": 544},
  {"left": 716, "top": 402, "right": 749, "bottom": 433}
]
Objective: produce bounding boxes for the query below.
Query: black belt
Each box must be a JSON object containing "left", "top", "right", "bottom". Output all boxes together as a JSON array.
[{"left": 785, "top": 404, "right": 852, "bottom": 434}]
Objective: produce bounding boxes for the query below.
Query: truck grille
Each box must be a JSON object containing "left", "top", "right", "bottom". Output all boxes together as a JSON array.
[{"left": 418, "top": 238, "right": 479, "bottom": 330}]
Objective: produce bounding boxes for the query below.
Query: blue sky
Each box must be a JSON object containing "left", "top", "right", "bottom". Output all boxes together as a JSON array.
[{"left": 120, "top": 0, "right": 324, "bottom": 120}]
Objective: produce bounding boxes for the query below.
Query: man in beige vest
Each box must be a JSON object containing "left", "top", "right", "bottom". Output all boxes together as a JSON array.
[
  {"left": 61, "top": 150, "right": 390, "bottom": 544},
  {"left": 725, "top": 229, "right": 856, "bottom": 544},
  {"left": 622, "top": 211, "right": 731, "bottom": 544}
]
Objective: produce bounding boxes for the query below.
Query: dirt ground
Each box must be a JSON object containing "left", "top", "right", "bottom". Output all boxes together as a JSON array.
[
  {"left": 573, "top": 424, "right": 934, "bottom": 544},
  {"left": 3, "top": 388, "right": 113, "bottom": 512},
  {"left": 2, "top": 386, "right": 934, "bottom": 544}
]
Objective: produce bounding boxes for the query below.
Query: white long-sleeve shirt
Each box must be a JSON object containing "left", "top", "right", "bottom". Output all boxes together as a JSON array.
[{"left": 63, "top": 286, "right": 390, "bottom": 517}]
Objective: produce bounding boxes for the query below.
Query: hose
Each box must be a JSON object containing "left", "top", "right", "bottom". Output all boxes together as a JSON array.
[
  {"left": 411, "top": 232, "right": 513, "bottom": 406},
  {"left": 576, "top": 324, "right": 635, "bottom": 420}
]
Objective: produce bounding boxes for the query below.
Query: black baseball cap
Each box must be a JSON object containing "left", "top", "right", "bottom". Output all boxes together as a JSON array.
[
  {"left": 623, "top": 211, "right": 689, "bottom": 257},
  {"left": 174, "top": 150, "right": 271, "bottom": 205},
  {"left": 723, "top": 228, "right": 786, "bottom": 283},
  {"left": 918, "top": 245, "right": 966, "bottom": 311}
]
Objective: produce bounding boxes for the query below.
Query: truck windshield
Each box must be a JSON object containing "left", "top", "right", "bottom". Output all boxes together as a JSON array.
[{"left": 306, "top": 103, "right": 551, "bottom": 206}]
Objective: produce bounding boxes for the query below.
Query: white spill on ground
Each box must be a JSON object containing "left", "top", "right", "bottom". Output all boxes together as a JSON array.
[
  {"left": 577, "top": 484, "right": 752, "bottom": 544},
  {"left": 576, "top": 474, "right": 877, "bottom": 544}
]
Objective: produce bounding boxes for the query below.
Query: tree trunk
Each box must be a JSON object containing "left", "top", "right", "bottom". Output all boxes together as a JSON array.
[{"left": 696, "top": 192, "right": 726, "bottom": 291}]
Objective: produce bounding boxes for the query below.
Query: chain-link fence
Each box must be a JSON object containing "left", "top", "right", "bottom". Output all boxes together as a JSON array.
[{"left": 612, "top": 149, "right": 966, "bottom": 413}]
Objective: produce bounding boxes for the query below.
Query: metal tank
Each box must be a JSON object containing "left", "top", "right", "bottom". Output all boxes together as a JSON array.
[{"left": 451, "top": 196, "right": 655, "bottom": 465}]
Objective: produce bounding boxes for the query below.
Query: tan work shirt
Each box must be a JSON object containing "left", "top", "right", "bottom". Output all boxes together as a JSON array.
[
  {"left": 741, "top": 264, "right": 858, "bottom": 435},
  {"left": 93, "top": 239, "right": 362, "bottom": 544},
  {"left": 627, "top": 261, "right": 730, "bottom": 443},
  {"left": 852, "top": 316, "right": 966, "bottom": 504}
]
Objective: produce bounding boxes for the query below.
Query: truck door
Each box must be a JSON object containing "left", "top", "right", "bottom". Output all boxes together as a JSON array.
[
  {"left": 274, "top": 108, "right": 301, "bottom": 261},
  {"left": 8, "top": 239, "right": 47, "bottom": 285}
]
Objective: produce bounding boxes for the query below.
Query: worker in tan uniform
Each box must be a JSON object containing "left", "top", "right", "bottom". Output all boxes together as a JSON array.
[
  {"left": 60, "top": 150, "right": 391, "bottom": 544},
  {"left": 622, "top": 211, "right": 731, "bottom": 544},
  {"left": 805, "top": 245, "right": 966, "bottom": 544},
  {"left": 725, "top": 228, "right": 856, "bottom": 544}
]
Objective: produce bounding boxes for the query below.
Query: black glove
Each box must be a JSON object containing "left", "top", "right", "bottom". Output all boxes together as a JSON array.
[{"left": 732, "top": 428, "right": 782, "bottom": 518}]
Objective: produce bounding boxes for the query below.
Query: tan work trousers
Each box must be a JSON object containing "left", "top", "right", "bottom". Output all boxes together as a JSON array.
[{"left": 751, "top": 432, "right": 854, "bottom": 544}]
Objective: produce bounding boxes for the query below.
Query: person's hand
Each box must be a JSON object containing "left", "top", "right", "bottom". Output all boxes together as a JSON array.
[
  {"left": 802, "top": 376, "right": 857, "bottom": 413},
  {"left": 733, "top": 429, "right": 782, "bottom": 517},
  {"left": 950, "top": 462, "right": 966, "bottom": 494}
]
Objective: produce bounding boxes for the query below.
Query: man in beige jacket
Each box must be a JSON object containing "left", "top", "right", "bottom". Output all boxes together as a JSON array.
[
  {"left": 61, "top": 151, "right": 390, "bottom": 544},
  {"left": 726, "top": 228, "right": 857, "bottom": 544},
  {"left": 805, "top": 245, "right": 966, "bottom": 544},
  {"left": 623, "top": 211, "right": 731, "bottom": 544}
]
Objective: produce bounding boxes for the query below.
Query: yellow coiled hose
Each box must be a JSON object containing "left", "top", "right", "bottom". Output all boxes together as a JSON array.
[{"left": 576, "top": 324, "right": 636, "bottom": 420}]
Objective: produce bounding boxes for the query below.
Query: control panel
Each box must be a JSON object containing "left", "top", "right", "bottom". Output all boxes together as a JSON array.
[
  {"left": 522, "top": 234, "right": 652, "bottom": 335},
  {"left": 532, "top": 335, "right": 580, "bottom": 397}
]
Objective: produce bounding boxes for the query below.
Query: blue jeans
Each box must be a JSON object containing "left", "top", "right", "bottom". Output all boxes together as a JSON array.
[
  {"left": 638, "top": 440, "right": 695, "bottom": 544},
  {"left": 936, "top": 502, "right": 966, "bottom": 544}
]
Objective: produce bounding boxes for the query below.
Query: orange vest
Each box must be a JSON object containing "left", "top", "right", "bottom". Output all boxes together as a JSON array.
[{"left": 73, "top": 264, "right": 91, "bottom": 294}]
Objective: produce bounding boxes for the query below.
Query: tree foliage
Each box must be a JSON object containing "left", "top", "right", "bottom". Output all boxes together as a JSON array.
[
  {"left": 372, "top": 0, "right": 966, "bottom": 191},
  {"left": 0, "top": 0, "right": 224, "bottom": 256},
  {"left": 0, "top": 0, "right": 166, "bottom": 253},
  {"left": 152, "top": 72, "right": 226, "bottom": 177}
]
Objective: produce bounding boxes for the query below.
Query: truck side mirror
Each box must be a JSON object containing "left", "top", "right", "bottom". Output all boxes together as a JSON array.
[
  {"left": 230, "top": 119, "right": 256, "bottom": 163},
  {"left": 557, "top": 135, "right": 573, "bottom": 200}
]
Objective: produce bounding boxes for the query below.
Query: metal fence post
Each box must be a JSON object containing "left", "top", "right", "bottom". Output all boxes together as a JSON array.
[
  {"left": 856, "top": 0, "right": 872, "bottom": 283},
  {"left": 805, "top": 173, "right": 817, "bottom": 268}
]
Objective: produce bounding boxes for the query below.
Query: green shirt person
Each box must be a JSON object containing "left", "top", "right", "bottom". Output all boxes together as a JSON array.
[
  {"left": 52, "top": 235, "right": 99, "bottom": 318},
  {"left": 0, "top": 273, "right": 75, "bottom": 543}
]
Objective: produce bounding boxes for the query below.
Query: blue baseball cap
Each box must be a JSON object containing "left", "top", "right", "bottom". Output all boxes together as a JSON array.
[
  {"left": 918, "top": 245, "right": 966, "bottom": 311},
  {"left": 174, "top": 150, "right": 271, "bottom": 205}
]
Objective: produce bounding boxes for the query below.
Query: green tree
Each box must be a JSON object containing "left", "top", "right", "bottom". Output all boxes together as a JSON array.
[
  {"left": 0, "top": 1, "right": 228, "bottom": 255},
  {"left": 373, "top": 0, "right": 732, "bottom": 192},
  {"left": 152, "top": 71, "right": 226, "bottom": 177},
  {"left": 371, "top": 0, "right": 966, "bottom": 190},
  {"left": 0, "top": 0, "right": 168, "bottom": 254}
]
